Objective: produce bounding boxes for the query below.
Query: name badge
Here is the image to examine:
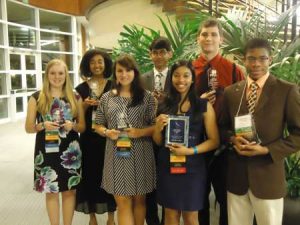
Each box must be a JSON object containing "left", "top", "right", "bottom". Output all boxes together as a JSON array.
[
  {"left": 234, "top": 114, "right": 259, "bottom": 143},
  {"left": 45, "top": 130, "right": 59, "bottom": 153}
]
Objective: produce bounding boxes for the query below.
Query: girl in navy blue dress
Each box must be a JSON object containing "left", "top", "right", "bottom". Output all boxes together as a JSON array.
[{"left": 153, "top": 60, "right": 219, "bottom": 225}]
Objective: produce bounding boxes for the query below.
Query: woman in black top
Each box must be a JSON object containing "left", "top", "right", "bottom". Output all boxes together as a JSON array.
[{"left": 75, "top": 49, "right": 116, "bottom": 225}]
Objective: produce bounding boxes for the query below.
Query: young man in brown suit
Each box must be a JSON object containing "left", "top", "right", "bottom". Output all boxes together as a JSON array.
[{"left": 221, "top": 38, "right": 300, "bottom": 225}]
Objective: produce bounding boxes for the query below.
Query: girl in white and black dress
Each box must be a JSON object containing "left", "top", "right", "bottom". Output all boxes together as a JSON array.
[{"left": 95, "top": 54, "right": 157, "bottom": 225}]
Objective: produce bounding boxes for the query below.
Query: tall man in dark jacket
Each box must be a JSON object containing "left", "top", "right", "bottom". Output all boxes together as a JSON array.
[{"left": 141, "top": 36, "right": 173, "bottom": 225}]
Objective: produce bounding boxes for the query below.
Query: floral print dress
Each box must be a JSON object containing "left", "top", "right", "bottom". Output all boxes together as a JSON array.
[{"left": 32, "top": 91, "right": 82, "bottom": 193}]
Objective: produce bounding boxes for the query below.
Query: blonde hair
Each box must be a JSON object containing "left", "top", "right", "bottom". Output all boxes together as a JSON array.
[{"left": 37, "top": 59, "right": 78, "bottom": 117}]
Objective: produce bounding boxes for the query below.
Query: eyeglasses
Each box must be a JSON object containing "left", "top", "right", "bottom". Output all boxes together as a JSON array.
[
  {"left": 245, "top": 56, "right": 269, "bottom": 63},
  {"left": 151, "top": 49, "right": 168, "bottom": 57}
]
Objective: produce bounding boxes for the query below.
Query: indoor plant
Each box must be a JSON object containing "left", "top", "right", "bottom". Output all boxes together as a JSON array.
[{"left": 283, "top": 153, "right": 300, "bottom": 225}]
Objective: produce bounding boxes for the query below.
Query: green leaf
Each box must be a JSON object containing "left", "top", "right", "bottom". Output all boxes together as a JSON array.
[
  {"left": 34, "top": 151, "right": 44, "bottom": 166},
  {"left": 68, "top": 175, "right": 81, "bottom": 190}
]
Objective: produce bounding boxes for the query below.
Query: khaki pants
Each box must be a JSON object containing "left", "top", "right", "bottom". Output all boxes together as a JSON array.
[{"left": 227, "top": 190, "right": 283, "bottom": 225}]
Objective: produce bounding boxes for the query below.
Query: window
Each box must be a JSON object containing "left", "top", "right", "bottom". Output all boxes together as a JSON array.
[
  {"left": 16, "top": 96, "right": 23, "bottom": 112},
  {"left": 0, "top": 98, "right": 8, "bottom": 119},
  {"left": 7, "top": 1, "right": 35, "bottom": 27},
  {"left": 11, "top": 73, "right": 22, "bottom": 90},
  {"left": 26, "top": 73, "right": 36, "bottom": 89},
  {"left": 40, "top": 32, "right": 72, "bottom": 52},
  {"left": 8, "top": 25, "right": 36, "bottom": 49},
  {"left": 42, "top": 53, "right": 73, "bottom": 71},
  {"left": 25, "top": 55, "right": 35, "bottom": 70},
  {"left": 0, "top": 49, "right": 4, "bottom": 70},
  {"left": 0, "top": 23, "right": 4, "bottom": 45},
  {"left": 0, "top": 1, "right": 2, "bottom": 18},
  {"left": 69, "top": 72, "right": 74, "bottom": 87},
  {"left": 40, "top": 10, "right": 71, "bottom": 33},
  {"left": 10, "top": 54, "right": 21, "bottom": 70},
  {"left": 0, "top": 1, "right": 78, "bottom": 121},
  {"left": 0, "top": 73, "right": 7, "bottom": 95}
]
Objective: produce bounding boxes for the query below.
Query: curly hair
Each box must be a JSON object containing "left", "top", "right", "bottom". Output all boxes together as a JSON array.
[{"left": 79, "top": 49, "right": 112, "bottom": 79}]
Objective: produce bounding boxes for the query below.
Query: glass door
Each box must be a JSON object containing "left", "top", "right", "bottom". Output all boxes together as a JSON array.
[{"left": 10, "top": 52, "right": 38, "bottom": 120}]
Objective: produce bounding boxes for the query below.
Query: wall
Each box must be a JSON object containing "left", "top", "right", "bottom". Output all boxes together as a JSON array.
[{"left": 87, "top": 0, "right": 175, "bottom": 49}]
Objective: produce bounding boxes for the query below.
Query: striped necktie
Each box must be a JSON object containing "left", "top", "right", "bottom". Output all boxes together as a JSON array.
[{"left": 247, "top": 82, "right": 259, "bottom": 114}]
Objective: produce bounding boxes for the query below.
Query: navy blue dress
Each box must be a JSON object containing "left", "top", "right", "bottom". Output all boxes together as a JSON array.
[{"left": 157, "top": 99, "right": 207, "bottom": 211}]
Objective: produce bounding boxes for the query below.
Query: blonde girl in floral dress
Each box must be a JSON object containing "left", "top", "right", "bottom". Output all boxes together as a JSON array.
[{"left": 25, "top": 59, "right": 85, "bottom": 225}]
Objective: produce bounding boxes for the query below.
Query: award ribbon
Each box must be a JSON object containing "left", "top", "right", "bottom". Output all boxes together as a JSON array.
[
  {"left": 170, "top": 154, "right": 186, "bottom": 174},
  {"left": 116, "top": 130, "right": 131, "bottom": 158},
  {"left": 45, "top": 130, "right": 59, "bottom": 153}
]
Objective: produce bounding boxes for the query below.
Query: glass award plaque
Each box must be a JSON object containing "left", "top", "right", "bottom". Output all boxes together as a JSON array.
[{"left": 165, "top": 115, "right": 189, "bottom": 147}]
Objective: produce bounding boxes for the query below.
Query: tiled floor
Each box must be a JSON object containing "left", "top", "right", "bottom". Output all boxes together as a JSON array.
[{"left": 0, "top": 120, "right": 219, "bottom": 225}]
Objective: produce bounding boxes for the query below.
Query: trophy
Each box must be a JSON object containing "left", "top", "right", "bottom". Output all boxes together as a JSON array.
[
  {"left": 52, "top": 108, "right": 65, "bottom": 125},
  {"left": 90, "top": 81, "right": 99, "bottom": 130},
  {"left": 116, "top": 112, "right": 131, "bottom": 157},
  {"left": 117, "top": 112, "right": 128, "bottom": 130},
  {"left": 89, "top": 82, "right": 99, "bottom": 100},
  {"left": 208, "top": 68, "right": 218, "bottom": 91}
]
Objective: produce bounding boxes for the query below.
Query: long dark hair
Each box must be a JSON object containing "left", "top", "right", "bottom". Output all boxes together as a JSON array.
[
  {"left": 159, "top": 60, "right": 203, "bottom": 121},
  {"left": 79, "top": 49, "right": 112, "bottom": 79},
  {"left": 112, "top": 54, "right": 145, "bottom": 107}
]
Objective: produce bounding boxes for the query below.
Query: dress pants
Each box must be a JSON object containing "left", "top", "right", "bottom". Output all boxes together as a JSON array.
[
  {"left": 227, "top": 190, "right": 283, "bottom": 225},
  {"left": 146, "top": 144, "right": 163, "bottom": 225},
  {"left": 198, "top": 151, "right": 228, "bottom": 225},
  {"left": 146, "top": 190, "right": 160, "bottom": 225}
]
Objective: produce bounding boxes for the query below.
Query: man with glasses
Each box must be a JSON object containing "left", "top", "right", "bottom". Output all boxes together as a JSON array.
[
  {"left": 141, "top": 36, "right": 173, "bottom": 225},
  {"left": 221, "top": 38, "right": 300, "bottom": 225},
  {"left": 193, "top": 18, "right": 244, "bottom": 225},
  {"left": 142, "top": 36, "right": 173, "bottom": 103}
]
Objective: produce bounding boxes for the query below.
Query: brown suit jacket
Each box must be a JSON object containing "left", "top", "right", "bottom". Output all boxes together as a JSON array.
[{"left": 221, "top": 75, "right": 300, "bottom": 199}]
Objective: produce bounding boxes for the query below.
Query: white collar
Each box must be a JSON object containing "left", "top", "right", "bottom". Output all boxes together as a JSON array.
[{"left": 153, "top": 67, "right": 168, "bottom": 77}]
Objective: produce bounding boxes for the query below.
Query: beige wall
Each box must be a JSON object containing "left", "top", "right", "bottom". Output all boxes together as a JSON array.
[{"left": 87, "top": 0, "right": 175, "bottom": 49}]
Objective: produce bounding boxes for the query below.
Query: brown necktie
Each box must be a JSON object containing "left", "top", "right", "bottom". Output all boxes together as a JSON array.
[{"left": 247, "top": 82, "right": 259, "bottom": 114}]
